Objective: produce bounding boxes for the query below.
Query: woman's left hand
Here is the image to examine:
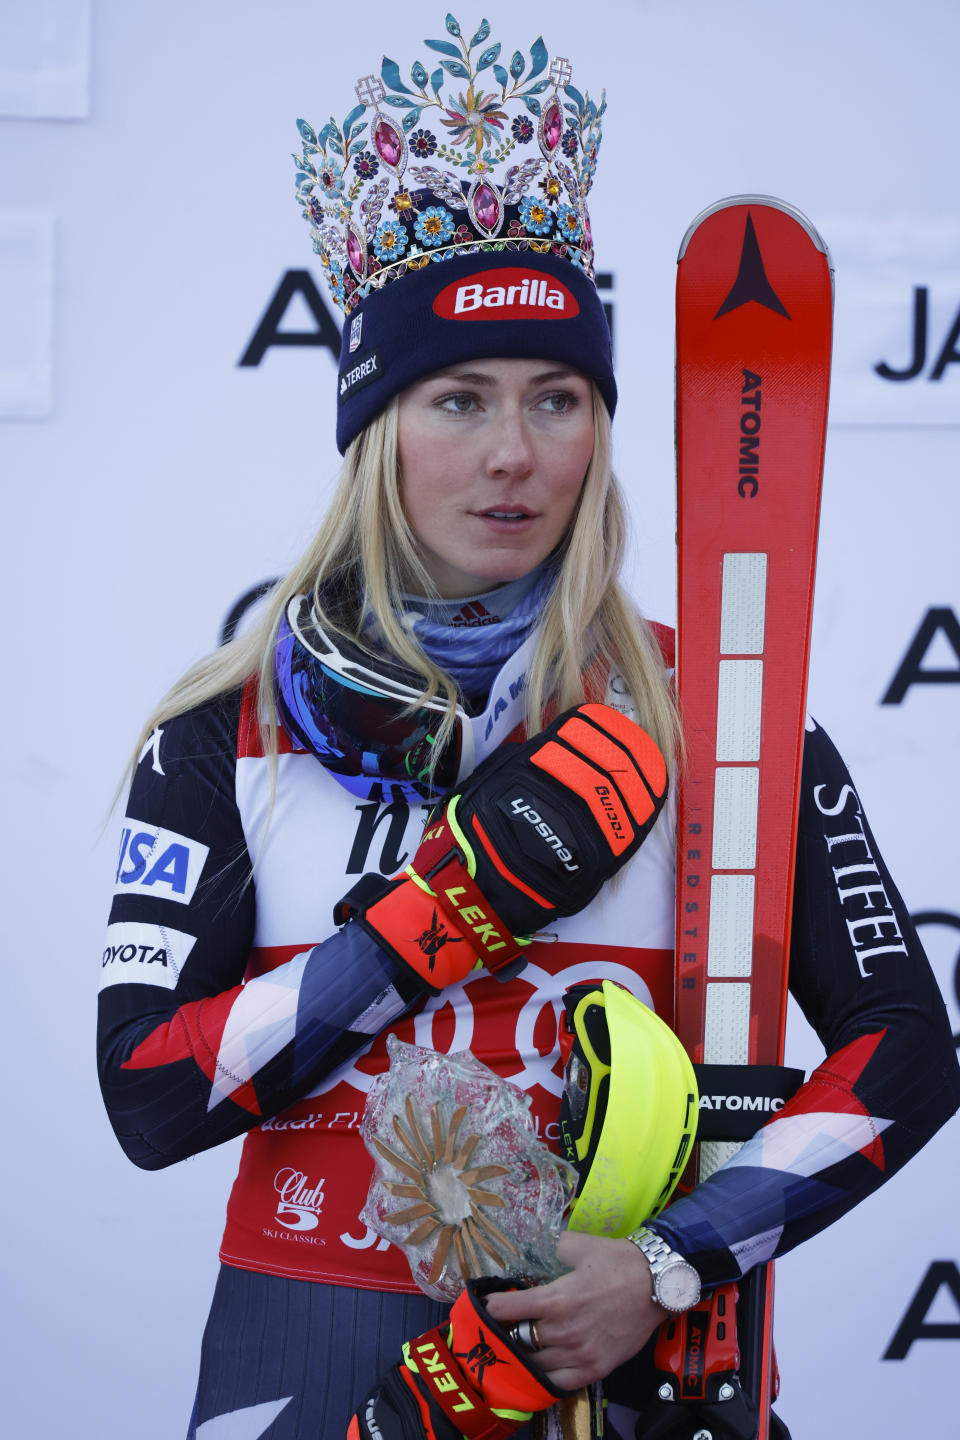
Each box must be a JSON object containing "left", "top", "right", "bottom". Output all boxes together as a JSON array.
[{"left": 483, "top": 1229, "right": 668, "bottom": 1390}]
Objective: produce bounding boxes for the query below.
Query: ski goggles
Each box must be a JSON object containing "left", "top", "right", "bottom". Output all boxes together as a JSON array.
[{"left": 274, "top": 593, "right": 476, "bottom": 803}]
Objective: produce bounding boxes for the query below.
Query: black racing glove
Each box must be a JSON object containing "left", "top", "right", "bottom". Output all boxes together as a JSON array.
[{"left": 336, "top": 703, "right": 668, "bottom": 992}]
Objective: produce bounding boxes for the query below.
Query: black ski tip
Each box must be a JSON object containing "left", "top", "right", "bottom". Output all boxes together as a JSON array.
[{"left": 715, "top": 213, "right": 791, "bottom": 320}]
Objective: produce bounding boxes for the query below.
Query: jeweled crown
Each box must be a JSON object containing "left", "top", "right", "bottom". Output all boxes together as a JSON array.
[{"left": 294, "top": 14, "right": 605, "bottom": 316}]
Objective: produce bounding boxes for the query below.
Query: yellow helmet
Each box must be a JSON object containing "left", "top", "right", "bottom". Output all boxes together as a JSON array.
[{"left": 560, "top": 981, "right": 698, "bottom": 1236}]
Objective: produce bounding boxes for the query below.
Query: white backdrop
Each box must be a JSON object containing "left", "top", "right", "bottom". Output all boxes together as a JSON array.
[{"left": 2, "top": 1, "right": 958, "bottom": 1436}]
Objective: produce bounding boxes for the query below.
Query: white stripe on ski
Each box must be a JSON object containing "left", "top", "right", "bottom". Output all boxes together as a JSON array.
[
  {"left": 707, "top": 875, "right": 755, "bottom": 976},
  {"left": 712, "top": 767, "right": 759, "bottom": 869},
  {"left": 706, "top": 551, "right": 766, "bottom": 1093},
  {"left": 716, "top": 660, "right": 763, "bottom": 761},
  {"left": 719, "top": 552, "right": 767, "bottom": 653},
  {"left": 704, "top": 980, "right": 751, "bottom": 1063}
]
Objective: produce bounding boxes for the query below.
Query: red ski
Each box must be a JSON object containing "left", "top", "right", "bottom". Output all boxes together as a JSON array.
[{"left": 673, "top": 197, "right": 833, "bottom": 1437}]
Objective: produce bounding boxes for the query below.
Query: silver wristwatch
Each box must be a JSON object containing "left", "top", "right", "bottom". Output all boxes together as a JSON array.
[{"left": 627, "top": 1226, "right": 701, "bottom": 1313}]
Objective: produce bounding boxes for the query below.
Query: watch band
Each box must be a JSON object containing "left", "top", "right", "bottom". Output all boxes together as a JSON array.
[
  {"left": 627, "top": 1225, "right": 674, "bottom": 1270},
  {"left": 626, "top": 1225, "right": 701, "bottom": 1313}
]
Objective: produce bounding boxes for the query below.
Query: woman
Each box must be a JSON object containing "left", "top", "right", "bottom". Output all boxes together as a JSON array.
[{"left": 98, "top": 18, "right": 959, "bottom": 1440}]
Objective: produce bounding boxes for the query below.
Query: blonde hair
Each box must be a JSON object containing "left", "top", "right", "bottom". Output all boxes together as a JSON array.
[{"left": 128, "top": 388, "right": 681, "bottom": 788}]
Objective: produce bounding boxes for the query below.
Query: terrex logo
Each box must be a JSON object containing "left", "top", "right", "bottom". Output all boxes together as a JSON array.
[
  {"left": 433, "top": 267, "right": 579, "bottom": 321},
  {"left": 339, "top": 351, "right": 381, "bottom": 397}
]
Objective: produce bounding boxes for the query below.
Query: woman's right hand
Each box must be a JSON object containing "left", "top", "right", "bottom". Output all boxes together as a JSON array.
[{"left": 336, "top": 702, "right": 668, "bottom": 992}]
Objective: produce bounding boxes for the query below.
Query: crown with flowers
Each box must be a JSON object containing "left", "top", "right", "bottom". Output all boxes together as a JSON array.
[{"left": 293, "top": 14, "right": 605, "bottom": 316}]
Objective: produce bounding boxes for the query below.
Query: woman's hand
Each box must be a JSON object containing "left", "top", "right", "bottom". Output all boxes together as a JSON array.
[{"left": 483, "top": 1229, "right": 668, "bottom": 1391}]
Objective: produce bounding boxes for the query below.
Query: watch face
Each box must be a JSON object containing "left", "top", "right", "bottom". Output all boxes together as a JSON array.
[{"left": 657, "top": 1261, "right": 700, "bottom": 1311}]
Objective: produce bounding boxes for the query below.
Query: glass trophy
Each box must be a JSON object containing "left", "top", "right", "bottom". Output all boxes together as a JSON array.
[{"left": 361, "top": 1034, "right": 578, "bottom": 1303}]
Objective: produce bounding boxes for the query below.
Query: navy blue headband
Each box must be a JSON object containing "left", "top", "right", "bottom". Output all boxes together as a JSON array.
[{"left": 335, "top": 247, "right": 616, "bottom": 453}]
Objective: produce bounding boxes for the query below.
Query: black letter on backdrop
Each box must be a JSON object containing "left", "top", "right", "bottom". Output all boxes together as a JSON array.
[
  {"left": 929, "top": 302, "right": 960, "bottom": 380},
  {"left": 884, "top": 1262, "right": 960, "bottom": 1359},
  {"left": 239, "top": 270, "right": 341, "bottom": 366},
  {"left": 881, "top": 607, "right": 960, "bottom": 704},
  {"left": 875, "top": 287, "right": 928, "bottom": 380}
]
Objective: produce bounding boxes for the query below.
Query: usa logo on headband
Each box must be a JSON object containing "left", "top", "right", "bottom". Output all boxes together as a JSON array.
[{"left": 433, "top": 267, "right": 580, "bottom": 322}]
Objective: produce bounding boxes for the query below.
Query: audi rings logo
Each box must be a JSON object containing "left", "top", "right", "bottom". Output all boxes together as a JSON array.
[{"left": 311, "top": 954, "right": 655, "bottom": 1100}]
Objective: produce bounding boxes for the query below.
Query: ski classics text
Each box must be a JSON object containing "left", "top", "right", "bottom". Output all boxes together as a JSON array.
[
  {"left": 813, "top": 781, "right": 908, "bottom": 978},
  {"left": 738, "top": 368, "right": 762, "bottom": 498}
]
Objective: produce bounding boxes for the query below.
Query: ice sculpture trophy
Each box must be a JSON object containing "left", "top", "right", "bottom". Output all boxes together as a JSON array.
[{"left": 361, "top": 1035, "right": 578, "bottom": 1302}]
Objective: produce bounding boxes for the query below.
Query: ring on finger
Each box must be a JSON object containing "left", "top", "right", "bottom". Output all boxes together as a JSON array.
[{"left": 509, "top": 1318, "right": 542, "bottom": 1351}]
